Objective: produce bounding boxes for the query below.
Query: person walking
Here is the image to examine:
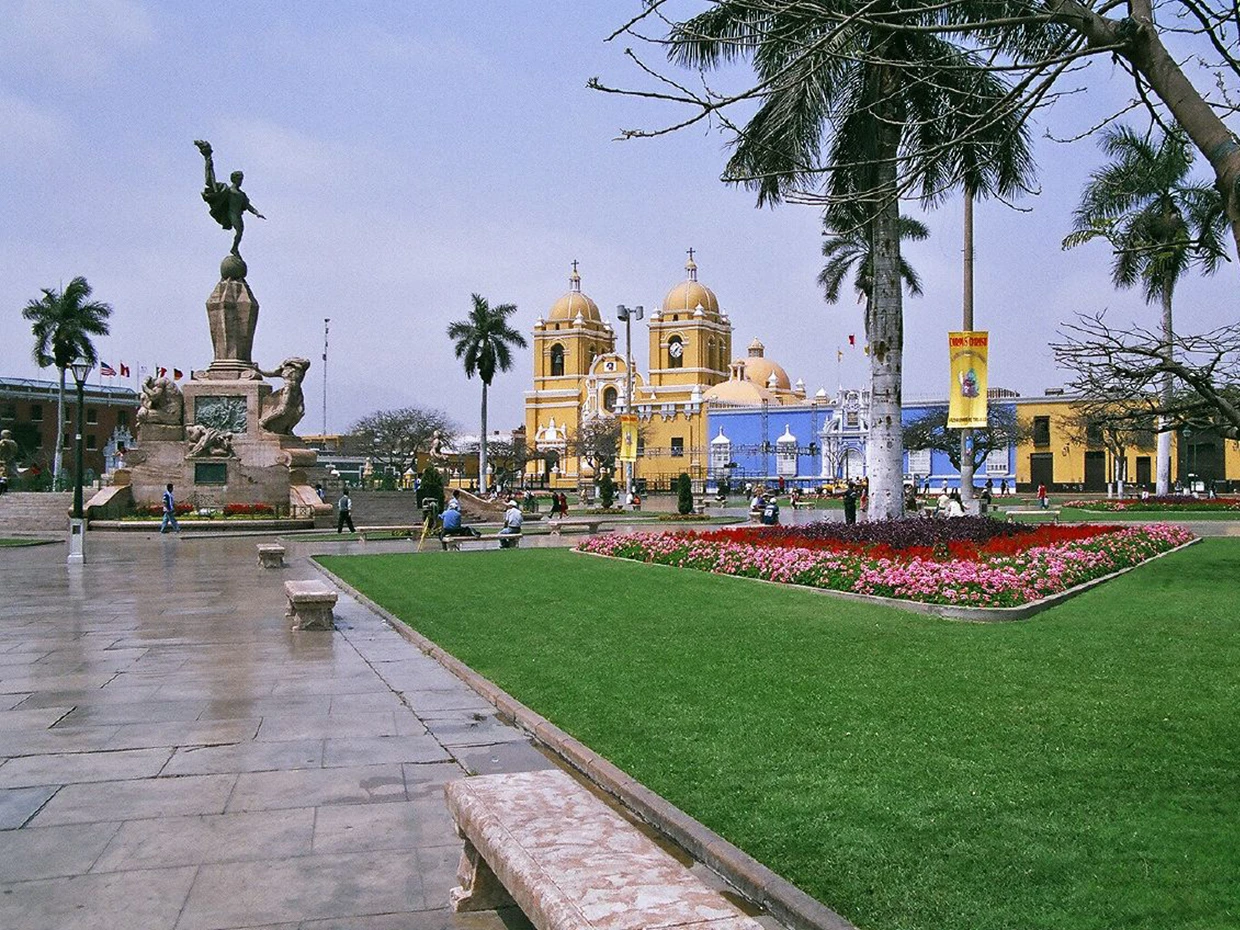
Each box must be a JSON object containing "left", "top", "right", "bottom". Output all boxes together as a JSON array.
[
  {"left": 160, "top": 483, "right": 180, "bottom": 534},
  {"left": 1036, "top": 483, "right": 1048, "bottom": 510},
  {"left": 842, "top": 482, "right": 858, "bottom": 525},
  {"left": 336, "top": 487, "right": 356, "bottom": 533}
]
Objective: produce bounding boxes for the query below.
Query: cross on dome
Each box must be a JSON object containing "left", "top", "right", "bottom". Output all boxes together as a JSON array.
[
  {"left": 569, "top": 259, "right": 581, "bottom": 292},
  {"left": 685, "top": 246, "right": 698, "bottom": 281}
]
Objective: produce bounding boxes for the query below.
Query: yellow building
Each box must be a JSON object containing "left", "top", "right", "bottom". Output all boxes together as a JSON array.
[
  {"left": 1013, "top": 393, "right": 1240, "bottom": 491},
  {"left": 524, "top": 254, "right": 804, "bottom": 489}
]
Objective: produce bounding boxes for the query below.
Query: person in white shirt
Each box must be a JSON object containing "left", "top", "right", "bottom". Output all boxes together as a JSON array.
[{"left": 500, "top": 499, "right": 523, "bottom": 548}]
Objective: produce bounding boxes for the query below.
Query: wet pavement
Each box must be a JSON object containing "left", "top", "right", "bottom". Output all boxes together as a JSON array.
[{"left": 0, "top": 532, "right": 552, "bottom": 930}]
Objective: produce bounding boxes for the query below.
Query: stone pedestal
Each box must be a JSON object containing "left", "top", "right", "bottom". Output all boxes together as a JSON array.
[
  {"left": 202, "top": 275, "right": 261, "bottom": 381},
  {"left": 129, "top": 376, "right": 321, "bottom": 512}
]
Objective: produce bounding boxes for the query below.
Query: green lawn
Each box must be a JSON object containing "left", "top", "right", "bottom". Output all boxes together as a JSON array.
[
  {"left": 319, "top": 543, "right": 1240, "bottom": 930},
  {"left": 1058, "top": 507, "right": 1240, "bottom": 522}
]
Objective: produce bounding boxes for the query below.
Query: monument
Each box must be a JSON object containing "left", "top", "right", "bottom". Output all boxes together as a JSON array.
[{"left": 120, "top": 141, "right": 329, "bottom": 517}]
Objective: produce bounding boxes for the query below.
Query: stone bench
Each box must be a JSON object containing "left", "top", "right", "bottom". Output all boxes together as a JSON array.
[
  {"left": 442, "top": 532, "right": 521, "bottom": 551},
  {"left": 445, "top": 769, "right": 764, "bottom": 930},
  {"left": 283, "top": 580, "right": 338, "bottom": 630},
  {"left": 257, "top": 544, "right": 286, "bottom": 568},
  {"left": 546, "top": 519, "right": 601, "bottom": 537},
  {"left": 1005, "top": 508, "right": 1061, "bottom": 523}
]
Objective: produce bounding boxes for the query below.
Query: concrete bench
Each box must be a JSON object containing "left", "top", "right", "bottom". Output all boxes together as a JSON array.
[
  {"left": 355, "top": 524, "right": 421, "bottom": 541},
  {"left": 283, "top": 580, "right": 338, "bottom": 630},
  {"left": 442, "top": 532, "right": 521, "bottom": 551},
  {"left": 1005, "top": 508, "right": 1061, "bottom": 523},
  {"left": 445, "top": 769, "right": 764, "bottom": 930},
  {"left": 546, "top": 519, "right": 601, "bottom": 537},
  {"left": 257, "top": 544, "right": 286, "bottom": 568}
]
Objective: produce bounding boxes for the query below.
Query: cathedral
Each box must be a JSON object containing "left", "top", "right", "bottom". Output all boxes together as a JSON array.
[{"left": 523, "top": 253, "right": 809, "bottom": 489}]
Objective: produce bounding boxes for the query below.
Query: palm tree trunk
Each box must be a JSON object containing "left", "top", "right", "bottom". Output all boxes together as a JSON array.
[
  {"left": 867, "top": 134, "right": 905, "bottom": 521},
  {"left": 479, "top": 381, "right": 489, "bottom": 492},
  {"left": 1155, "top": 280, "right": 1174, "bottom": 495},
  {"left": 53, "top": 367, "right": 66, "bottom": 486}
]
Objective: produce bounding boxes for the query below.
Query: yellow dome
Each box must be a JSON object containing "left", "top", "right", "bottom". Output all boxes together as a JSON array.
[
  {"left": 662, "top": 251, "right": 721, "bottom": 319},
  {"left": 548, "top": 263, "right": 602, "bottom": 323},
  {"left": 735, "top": 338, "right": 790, "bottom": 390},
  {"left": 704, "top": 378, "right": 776, "bottom": 406}
]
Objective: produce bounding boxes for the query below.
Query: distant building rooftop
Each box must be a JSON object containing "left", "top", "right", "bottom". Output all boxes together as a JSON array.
[{"left": 0, "top": 375, "right": 138, "bottom": 402}]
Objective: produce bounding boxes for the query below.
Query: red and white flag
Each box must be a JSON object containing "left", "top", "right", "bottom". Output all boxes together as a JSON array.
[
  {"left": 119, "top": 362, "right": 130, "bottom": 377},
  {"left": 173, "top": 368, "right": 183, "bottom": 380}
]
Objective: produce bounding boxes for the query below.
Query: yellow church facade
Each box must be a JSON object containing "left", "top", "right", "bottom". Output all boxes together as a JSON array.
[{"left": 524, "top": 254, "right": 808, "bottom": 490}]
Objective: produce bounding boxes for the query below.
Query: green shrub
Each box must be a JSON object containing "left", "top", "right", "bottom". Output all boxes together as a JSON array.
[
  {"left": 677, "top": 472, "right": 693, "bottom": 515},
  {"left": 598, "top": 471, "right": 616, "bottom": 510},
  {"left": 419, "top": 467, "right": 445, "bottom": 512}
]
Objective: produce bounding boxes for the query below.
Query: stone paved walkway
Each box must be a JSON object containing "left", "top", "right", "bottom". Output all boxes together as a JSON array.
[{"left": 0, "top": 533, "right": 553, "bottom": 930}]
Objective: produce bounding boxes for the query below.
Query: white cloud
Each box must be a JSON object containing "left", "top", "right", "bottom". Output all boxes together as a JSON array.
[
  {"left": 0, "top": 91, "right": 70, "bottom": 159},
  {"left": 0, "top": 0, "right": 155, "bottom": 82}
]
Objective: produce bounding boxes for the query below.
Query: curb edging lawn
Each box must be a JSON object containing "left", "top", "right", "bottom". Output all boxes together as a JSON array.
[
  {"left": 312, "top": 557, "right": 856, "bottom": 930},
  {"left": 573, "top": 535, "right": 1201, "bottom": 622}
]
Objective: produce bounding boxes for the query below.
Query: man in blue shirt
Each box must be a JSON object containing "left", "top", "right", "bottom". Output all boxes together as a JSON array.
[
  {"left": 160, "top": 483, "right": 180, "bottom": 534},
  {"left": 440, "top": 503, "right": 480, "bottom": 540}
]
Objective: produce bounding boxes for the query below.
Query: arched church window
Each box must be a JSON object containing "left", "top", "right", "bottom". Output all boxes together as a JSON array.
[
  {"left": 550, "top": 344, "right": 565, "bottom": 377},
  {"left": 668, "top": 336, "right": 684, "bottom": 369},
  {"left": 603, "top": 387, "right": 617, "bottom": 412}
]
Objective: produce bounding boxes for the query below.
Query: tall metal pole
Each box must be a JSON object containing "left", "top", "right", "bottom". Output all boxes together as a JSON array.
[
  {"left": 960, "top": 189, "right": 976, "bottom": 506},
  {"left": 73, "top": 377, "right": 85, "bottom": 521},
  {"left": 616, "top": 304, "right": 643, "bottom": 496},
  {"left": 322, "top": 318, "right": 330, "bottom": 440}
]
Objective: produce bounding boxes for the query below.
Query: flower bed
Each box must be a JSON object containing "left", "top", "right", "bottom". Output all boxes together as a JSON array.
[
  {"left": 1061, "top": 495, "right": 1240, "bottom": 512},
  {"left": 578, "top": 518, "right": 1195, "bottom": 608}
]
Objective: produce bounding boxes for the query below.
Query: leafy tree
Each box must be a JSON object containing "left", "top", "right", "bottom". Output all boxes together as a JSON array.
[
  {"left": 1063, "top": 125, "right": 1227, "bottom": 494},
  {"left": 344, "top": 407, "right": 454, "bottom": 481},
  {"left": 465, "top": 437, "right": 528, "bottom": 490},
  {"left": 819, "top": 204, "right": 929, "bottom": 306},
  {"left": 677, "top": 472, "right": 694, "bottom": 515},
  {"left": 904, "top": 406, "right": 1032, "bottom": 473},
  {"left": 418, "top": 466, "right": 444, "bottom": 513},
  {"left": 569, "top": 418, "right": 621, "bottom": 476},
  {"left": 21, "top": 276, "right": 112, "bottom": 485},
  {"left": 447, "top": 294, "right": 527, "bottom": 491}
]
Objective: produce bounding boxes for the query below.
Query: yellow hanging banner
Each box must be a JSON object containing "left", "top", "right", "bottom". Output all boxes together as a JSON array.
[
  {"left": 618, "top": 414, "right": 639, "bottom": 463},
  {"left": 948, "top": 331, "right": 989, "bottom": 429}
]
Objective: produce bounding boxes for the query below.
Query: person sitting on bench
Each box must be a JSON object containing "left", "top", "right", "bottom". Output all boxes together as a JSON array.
[
  {"left": 499, "top": 498, "right": 523, "bottom": 548},
  {"left": 441, "top": 503, "right": 481, "bottom": 539}
]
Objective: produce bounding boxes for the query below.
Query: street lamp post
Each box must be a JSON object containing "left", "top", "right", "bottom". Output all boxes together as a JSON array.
[
  {"left": 616, "top": 304, "right": 644, "bottom": 496},
  {"left": 67, "top": 357, "right": 93, "bottom": 565}
]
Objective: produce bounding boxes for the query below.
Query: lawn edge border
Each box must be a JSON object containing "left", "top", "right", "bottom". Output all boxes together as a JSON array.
[
  {"left": 571, "top": 535, "right": 1201, "bottom": 622},
  {"left": 312, "top": 556, "right": 856, "bottom": 930}
]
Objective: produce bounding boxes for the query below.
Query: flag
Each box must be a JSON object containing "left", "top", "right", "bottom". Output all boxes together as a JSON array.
[
  {"left": 618, "top": 415, "right": 638, "bottom": 463},
  {"left": 100, "top": 362, "right": 117, "bottom": 377},
  {"left": 120, "top": 362, "right": 130, "bottom": 377},
  {"left": 948, "top": 331, "right": 989, "bottom": 429},
  {"left": 848, "top": 334, "right": 856, "bottom": 346},
  {"left": 158, "top": 367, "right": 167, "bottom": 378},
  {"left": 173, "top": 368, "right": 183, "bottom": 380}
]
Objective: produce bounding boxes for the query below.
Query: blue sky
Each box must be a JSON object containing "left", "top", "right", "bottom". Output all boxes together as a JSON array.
[{"left": 1, "top": 1, "right": 1234, "bottom": 436}]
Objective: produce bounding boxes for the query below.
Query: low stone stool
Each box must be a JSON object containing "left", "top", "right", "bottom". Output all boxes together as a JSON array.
[
  {"left": 283, "top": 580, "right": 338, "bottom": 631},
  {"left": 257, "top": 544, "right": 286, "bottom": 568}
]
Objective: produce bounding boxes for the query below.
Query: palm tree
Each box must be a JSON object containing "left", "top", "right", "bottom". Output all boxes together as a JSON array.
[
  {"left": 668, "top": 3, "right": 1035, "bottom": 518},
  {"left": 22, "top": 277, "right": 112, "bottom": 486},
  {"left": 1063, "top": 126, "right": 1227, "bottom": 495},
  {"left": 447, "top": 294, "right": 527, "bottom": 491},
  {"left": 819, "top": 206, "right": 929, "bottom": 306}
]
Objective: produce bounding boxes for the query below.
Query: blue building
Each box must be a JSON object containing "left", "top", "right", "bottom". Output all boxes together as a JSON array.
[{"left": 705, "top": 391, "right": 1017, "bottom": 491}]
